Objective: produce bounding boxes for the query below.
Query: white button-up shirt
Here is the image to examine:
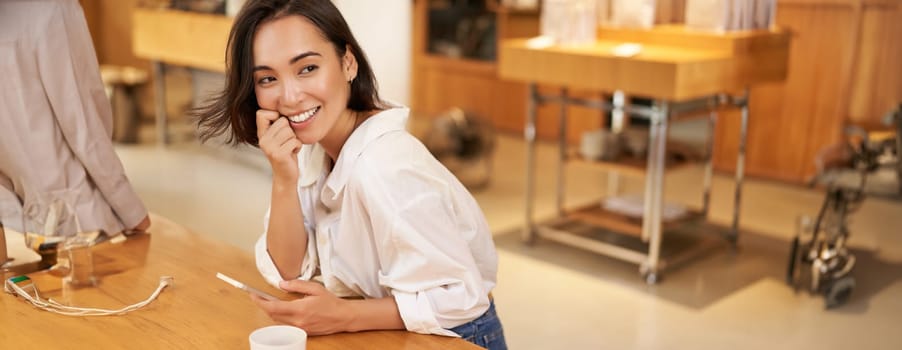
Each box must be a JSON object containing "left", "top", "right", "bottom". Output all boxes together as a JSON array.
[
  {"left": 0, "top": 0, "right": 148, "bottom": 235},
  {"left": 255, "top": 106, "right": 498, "bottom": 336}
]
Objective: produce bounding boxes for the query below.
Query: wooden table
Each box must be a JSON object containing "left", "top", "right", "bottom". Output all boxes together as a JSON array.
[
  {"left": 499, "top": 25, "right": 790, "bottom": 283},
  {"left": 500, "top": 25, "right": 790, "bottom": 101},
  {"left": 0, "top": 214, "right": 479, "bottom": 349},
  {"left": 132, "top": 9, "right": 232, "bottom": 145}
]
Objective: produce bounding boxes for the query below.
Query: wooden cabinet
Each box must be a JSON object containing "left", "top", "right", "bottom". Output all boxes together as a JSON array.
[
  {"left": 848, "top": 0, "right": 902, "bottom": 127},
  {"left": 713, "top": 0, "right": 902, "bottom": 182},
  {"left": 412, "top": 1, "right": 538, "bottom": 134}
]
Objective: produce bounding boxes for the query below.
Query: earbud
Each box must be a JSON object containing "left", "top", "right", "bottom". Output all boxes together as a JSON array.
[{"left": 160, "top": 276, "right": 174, "bottom": 286}]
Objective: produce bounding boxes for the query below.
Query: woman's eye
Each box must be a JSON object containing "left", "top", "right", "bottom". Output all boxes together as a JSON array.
[
  {"left": 257, "top": 76, "right": 275, "bottom": 85},
  {"left": 300, "top": 65, "right": 318, "bottom": 75}
]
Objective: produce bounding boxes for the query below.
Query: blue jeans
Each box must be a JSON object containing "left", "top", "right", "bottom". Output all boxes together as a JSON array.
[{"left": 449, "top": 300, "right": 508, "bottom": 350}]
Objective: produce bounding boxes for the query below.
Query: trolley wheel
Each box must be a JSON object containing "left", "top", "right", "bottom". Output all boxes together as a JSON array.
[
  {"left": 825, "top": 276, "right": 855, "bottom": 309},
  {"left": 645, "top": 273, "right": 659, "bottom": 285},
  {"left": 522, "top": 226, "right": 537, "bottom": 246}
]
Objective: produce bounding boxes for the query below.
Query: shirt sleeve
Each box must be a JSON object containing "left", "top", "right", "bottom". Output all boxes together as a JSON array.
[
  {"left": 352, "top": 155, "right": 490, "bottom": 336},
  {"left": 254, "top": 200, "right": 319, "bottom": 289},
  {"left": 34, "top": 1, "right": 147, "bottom": 230}
]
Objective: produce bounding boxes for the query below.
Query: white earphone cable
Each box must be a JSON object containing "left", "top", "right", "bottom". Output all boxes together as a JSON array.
[{"left": 5, "top": 276, "right": 173, "bottom": 316}]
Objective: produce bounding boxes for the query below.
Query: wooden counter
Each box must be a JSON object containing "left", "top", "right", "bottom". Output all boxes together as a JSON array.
[
  {"left": 0, "top": 214, "right": 480, "bottom": 349},
  {"left": 499, "top": 25, "right": 790, "bottom": 101},
  {"left": 132, "top": 9, "right": 232, "bottom": 72}
]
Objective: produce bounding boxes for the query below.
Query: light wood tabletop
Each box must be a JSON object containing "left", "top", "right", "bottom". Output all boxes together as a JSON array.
[
  {"left": 0, "top": 213, "right": 480, "bottom": 349},
  {"left": 499, "top": 25, "right": 790, "bottom": 101},
  {"left": 132, "top": 9, "right": 232, "bottom": 72}
]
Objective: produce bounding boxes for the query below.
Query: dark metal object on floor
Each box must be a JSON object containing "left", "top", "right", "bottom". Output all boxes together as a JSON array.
[
  {"left": 787, "top": 116, "right": 900, "bottom": 308},
  {"left": 885, "top": 103, "right": 902, "bottom": 194}
]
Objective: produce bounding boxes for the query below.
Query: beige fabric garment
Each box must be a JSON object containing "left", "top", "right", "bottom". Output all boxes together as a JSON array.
[{"left": 0, "top": 0, "right": 147, "bottom": 236}]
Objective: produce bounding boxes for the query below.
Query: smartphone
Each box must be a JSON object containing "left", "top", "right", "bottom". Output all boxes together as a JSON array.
[{"left": 216, "top": 273, "right": 280, "bottom": 301}]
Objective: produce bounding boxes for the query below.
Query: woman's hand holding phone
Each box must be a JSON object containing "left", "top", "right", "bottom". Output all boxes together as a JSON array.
[{"left": 257, "top": 109, "right": 302, "bottom": 184}]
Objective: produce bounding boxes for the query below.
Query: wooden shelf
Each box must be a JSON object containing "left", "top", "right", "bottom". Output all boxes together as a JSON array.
[
  {"left": 566, "top": 148, "right": 694, "bottom": 176},
  {"left": 493, "top": 7, "right": 540, "bottom": 16},
  {"left": 564, "top": 202, "right": 705, "bottom": 238},
  {"left": 417, "top": 54, "right": 497, "bottom": 75}
]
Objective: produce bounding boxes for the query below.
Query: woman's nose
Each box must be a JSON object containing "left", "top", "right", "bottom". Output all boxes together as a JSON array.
[{"left": 280, "top": 78, "right": 304, "bottom": 106}]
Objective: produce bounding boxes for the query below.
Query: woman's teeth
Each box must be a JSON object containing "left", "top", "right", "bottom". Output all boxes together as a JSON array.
[{"left": 288, "top": 106, "right": 319, "bottom": 123}]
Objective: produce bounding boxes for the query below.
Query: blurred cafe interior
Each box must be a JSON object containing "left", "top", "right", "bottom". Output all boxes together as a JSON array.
[{"left": 2, "top": 0, "right": 901, "bottom": 349}]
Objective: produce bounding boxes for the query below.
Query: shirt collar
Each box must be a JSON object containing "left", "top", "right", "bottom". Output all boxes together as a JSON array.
[{"left": 299, "top": 105, "right": 410, "bottom": 199}]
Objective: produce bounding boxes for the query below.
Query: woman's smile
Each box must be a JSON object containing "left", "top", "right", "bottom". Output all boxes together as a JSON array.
[{"left": 286, "top": 105, "right": 321, "bottom": 130}]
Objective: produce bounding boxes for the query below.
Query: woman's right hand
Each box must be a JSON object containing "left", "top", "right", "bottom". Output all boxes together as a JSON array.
[{"left": 257, "top": 109, "right": 302, "bottom": 184}]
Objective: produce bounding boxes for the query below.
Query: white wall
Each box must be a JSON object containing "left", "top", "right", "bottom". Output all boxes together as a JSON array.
[{"left": 333, "top": 0, "right": 411, "bottom": 106}]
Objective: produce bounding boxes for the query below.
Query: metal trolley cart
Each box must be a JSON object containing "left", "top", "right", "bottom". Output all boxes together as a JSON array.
[{"left": 499, "top": 26, "right": 791, "bottom": 283}]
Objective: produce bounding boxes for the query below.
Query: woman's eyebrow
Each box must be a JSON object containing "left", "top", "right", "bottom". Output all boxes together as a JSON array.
[
  {"left": 290, "top": 51, "right": 321, "bottom": 64},
  {"left": 253, "top": 51, "right": 322, "bottom": 72}
]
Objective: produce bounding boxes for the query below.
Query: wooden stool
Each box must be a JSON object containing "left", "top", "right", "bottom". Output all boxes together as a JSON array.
[{"left": 100, "top": 65, "right": 149, "bottom": 143}]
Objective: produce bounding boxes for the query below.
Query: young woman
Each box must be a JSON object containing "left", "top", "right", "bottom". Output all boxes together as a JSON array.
[{"left": 194, "top": 0, "right": 506, "bottom": 348}]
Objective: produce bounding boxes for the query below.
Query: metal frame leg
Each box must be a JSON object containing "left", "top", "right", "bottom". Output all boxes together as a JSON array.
[
  {"left": 611, "top": 90, "right": 626, "bottom": 133},
  {"left": 126, "top": 84, "right": 141, "bottom": 142},
  {"left": 641, "top": 106, "right": 658, "bottom": 243},
  {"left": 607, "top": 172, "right": 621, "bottom": 198},
  {"left": 641, "top": 129, "right": 656, "bottom": 242},
  {"left": 152, "top": 61, "right": 169, "bottom": 146},
  {"left": 731, "top": 89, "right": 750, "bottom": 245},
  {"left": 702, "top": 111, "right": 717, "bottom": 216},
  {"left": 608, "top": 91, "right": 625, "bottom": 198},
  {"left": 557, "top": 88, "right": 569, "bottom": 217},
  {"left": 523, "top": 83, "right": 539, "bottom": 244},
  {"left": 641, "top": 101, "right": 669, "bottom": 284}
]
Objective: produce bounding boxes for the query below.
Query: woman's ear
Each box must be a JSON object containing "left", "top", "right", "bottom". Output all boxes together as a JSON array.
[{"left": 343, "top": 45, "right": 358, "bottom": 83}]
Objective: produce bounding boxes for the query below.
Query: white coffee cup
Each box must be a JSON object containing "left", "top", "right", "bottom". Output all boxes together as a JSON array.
[{"left": 249, "top": 325, "right": 307, "bottom": 350}]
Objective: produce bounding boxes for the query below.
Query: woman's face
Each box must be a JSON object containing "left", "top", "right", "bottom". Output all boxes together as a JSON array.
[{"left": 252, "top": 15, "right": 357, "bottom": 145}]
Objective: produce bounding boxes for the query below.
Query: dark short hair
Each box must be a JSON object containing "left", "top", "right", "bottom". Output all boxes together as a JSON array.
[{"left": 194, "top": 0, "right": 381, "bottom": 146}]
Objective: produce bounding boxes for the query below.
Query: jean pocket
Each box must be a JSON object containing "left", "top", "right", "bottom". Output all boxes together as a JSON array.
[
  {"left": 453, "top": 324, "right": 476, "bottom": 341},
  {"left": 481, "top": 325, "right": 507, "bottom": 350}
]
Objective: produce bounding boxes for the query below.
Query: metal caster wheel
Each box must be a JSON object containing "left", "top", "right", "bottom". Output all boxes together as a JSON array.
[
  {"left": 825, "top": 276, "right": 855, "bottom": 309},
  {"left": 645, "top": 273, "right": 659, "bottom": 285},
  {"left": 521, "top": 226, "right": 537, "bottom": 246}
]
